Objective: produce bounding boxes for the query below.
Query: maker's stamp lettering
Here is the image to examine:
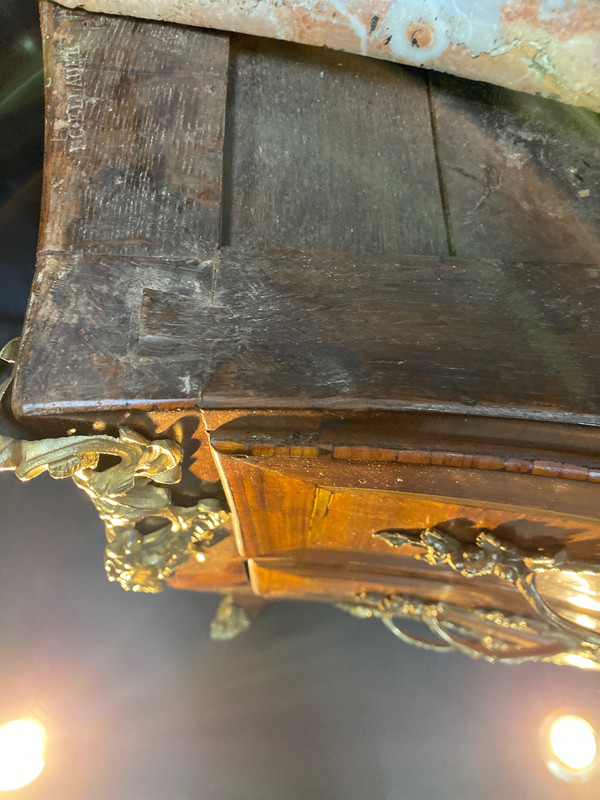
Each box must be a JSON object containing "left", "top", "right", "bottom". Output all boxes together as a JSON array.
[{"left": 62, "top": 44, "right": 86, "bottom": 152}]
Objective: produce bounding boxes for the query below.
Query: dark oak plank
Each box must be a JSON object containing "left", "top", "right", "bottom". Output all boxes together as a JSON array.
[
  {"left": 14, "top": 247, "right": 600, "bottom": 424},
  {"left": 222, "top": 35, "right": 448, "bottom": 255},
  {"left": 39, "top": 3, "right": 229, "bottom": 257},
  {"left": 22, "top": 5, "right": 600, "bottom": 428},
  {"left": 430, "top": 73, "right": 600, "bottom": 262}
]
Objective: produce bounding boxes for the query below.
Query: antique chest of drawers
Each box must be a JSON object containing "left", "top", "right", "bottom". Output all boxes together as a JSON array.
[{"left": 2, "top": 1, "right": 599, "bottom": 667}]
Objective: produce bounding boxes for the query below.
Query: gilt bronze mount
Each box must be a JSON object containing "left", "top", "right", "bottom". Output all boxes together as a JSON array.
[
  {"left": 338, "top": 525, "right": 600, "bottom": 670},
  {"left": 0, "top": 340, "right": 229, "bottom": 594}
]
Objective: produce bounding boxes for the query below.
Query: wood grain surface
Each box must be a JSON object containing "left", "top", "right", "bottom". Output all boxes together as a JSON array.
[
  {"left": 38, "top": 3, "right": 229, "bottom": 257},
  {"left": 430, "top": 73, "right": 600, "bottom": 263},
  {"left": 213, "top": 451, "right": 600, "bottom": 552},
  {"left": 222, "top": 36, "right": 448, "bottom": 255},
  {"left": 210, "top": 409, "right": 600, "bottom": 482},
  {"left": 17, "top": 4, "right": 600, "bottom": 427},
  {"left": 15, "top": 247, "right": 600, "bottom": 423},
  {"left": 247, "top": 559, "right": 534, "bottom": 614}
]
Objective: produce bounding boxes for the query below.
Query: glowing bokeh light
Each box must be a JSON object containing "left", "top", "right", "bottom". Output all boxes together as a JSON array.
[
  {"left": 562, "top": 653, "right": 600, "bottom": 671},
  {"left": 549, "top": 715, "right": 597, "bottom": 772},
  {"left": 0, "top": 719, "right": 46, "bottom": 792}
]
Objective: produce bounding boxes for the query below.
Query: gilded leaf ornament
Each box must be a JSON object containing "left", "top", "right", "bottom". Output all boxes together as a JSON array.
[
  {"left": 347, "top": 524, "right": 600, "bottom": 669},
  {"left": 337, "top": 592, "right": 600, "bottom": 669},
  {"left": 0, "top": 340, "right": 229, "bottom": 593}
]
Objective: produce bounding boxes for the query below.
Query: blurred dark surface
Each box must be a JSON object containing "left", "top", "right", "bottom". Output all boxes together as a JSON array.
[
  {"left": 0, "top": 0, "right": 43, "bottom": 345},
  {"left": 1, "top": 3, "right": 599, "bottom": 799}
]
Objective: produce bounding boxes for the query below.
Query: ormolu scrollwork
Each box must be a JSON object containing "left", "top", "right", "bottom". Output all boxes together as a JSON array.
[
  {"left": 337, "top": 592, "right": 600, "bottom": 669},
  {"left": 1, "top": 340, "right": 229, "bottom": 593},
  {"left": 355, "top": 524, "right": 600, "bottom": 668}
]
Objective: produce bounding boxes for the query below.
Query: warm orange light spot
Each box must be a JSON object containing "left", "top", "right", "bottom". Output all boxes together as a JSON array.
[
  {"left": 550, "top": 715, "right": 597, "bottom": 771},
  {"left": 0, "top": 719, "right": 46, "bottom": 792}
]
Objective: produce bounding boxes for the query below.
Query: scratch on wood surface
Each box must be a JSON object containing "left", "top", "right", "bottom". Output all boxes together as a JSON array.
[{"left": 210, "top": 250, "right": 220, "bottom": 307}]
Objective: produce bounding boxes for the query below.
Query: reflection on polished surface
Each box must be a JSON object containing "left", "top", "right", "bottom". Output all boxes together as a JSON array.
[
  {"left": 538, "top": 571, "right": 600, "bottom": 634},
  {"left": 0, "top": 718, "right": 46, "bottom": 792},
  {"left": 562, "top": 652, "right": 600, "bottom": 670}
]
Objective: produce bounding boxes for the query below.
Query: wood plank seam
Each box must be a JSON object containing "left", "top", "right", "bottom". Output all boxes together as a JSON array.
[{"left": 425, "top": 73, "right": 456, "bottom": 257}]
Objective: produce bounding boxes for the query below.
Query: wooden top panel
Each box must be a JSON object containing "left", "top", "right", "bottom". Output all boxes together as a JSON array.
[
  {"left": 15, "top": 4, "right": 600, "bottom": 429},
  {"left": 431, "top": 73, "right": 600, "bottom": 263},
  {"left": 14, "top": 247, "right": 600, "bottom": 423},
  {"left": 222, "top": 36, "right": 448, "bottom": 255},
  {"left": 38, "top": 3, "right": 229, "bottom": 257}
]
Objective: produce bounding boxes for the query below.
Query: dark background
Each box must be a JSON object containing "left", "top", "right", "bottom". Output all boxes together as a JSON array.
[{"left": 1, "top": 2, "right": 599, "bottom": 798}]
